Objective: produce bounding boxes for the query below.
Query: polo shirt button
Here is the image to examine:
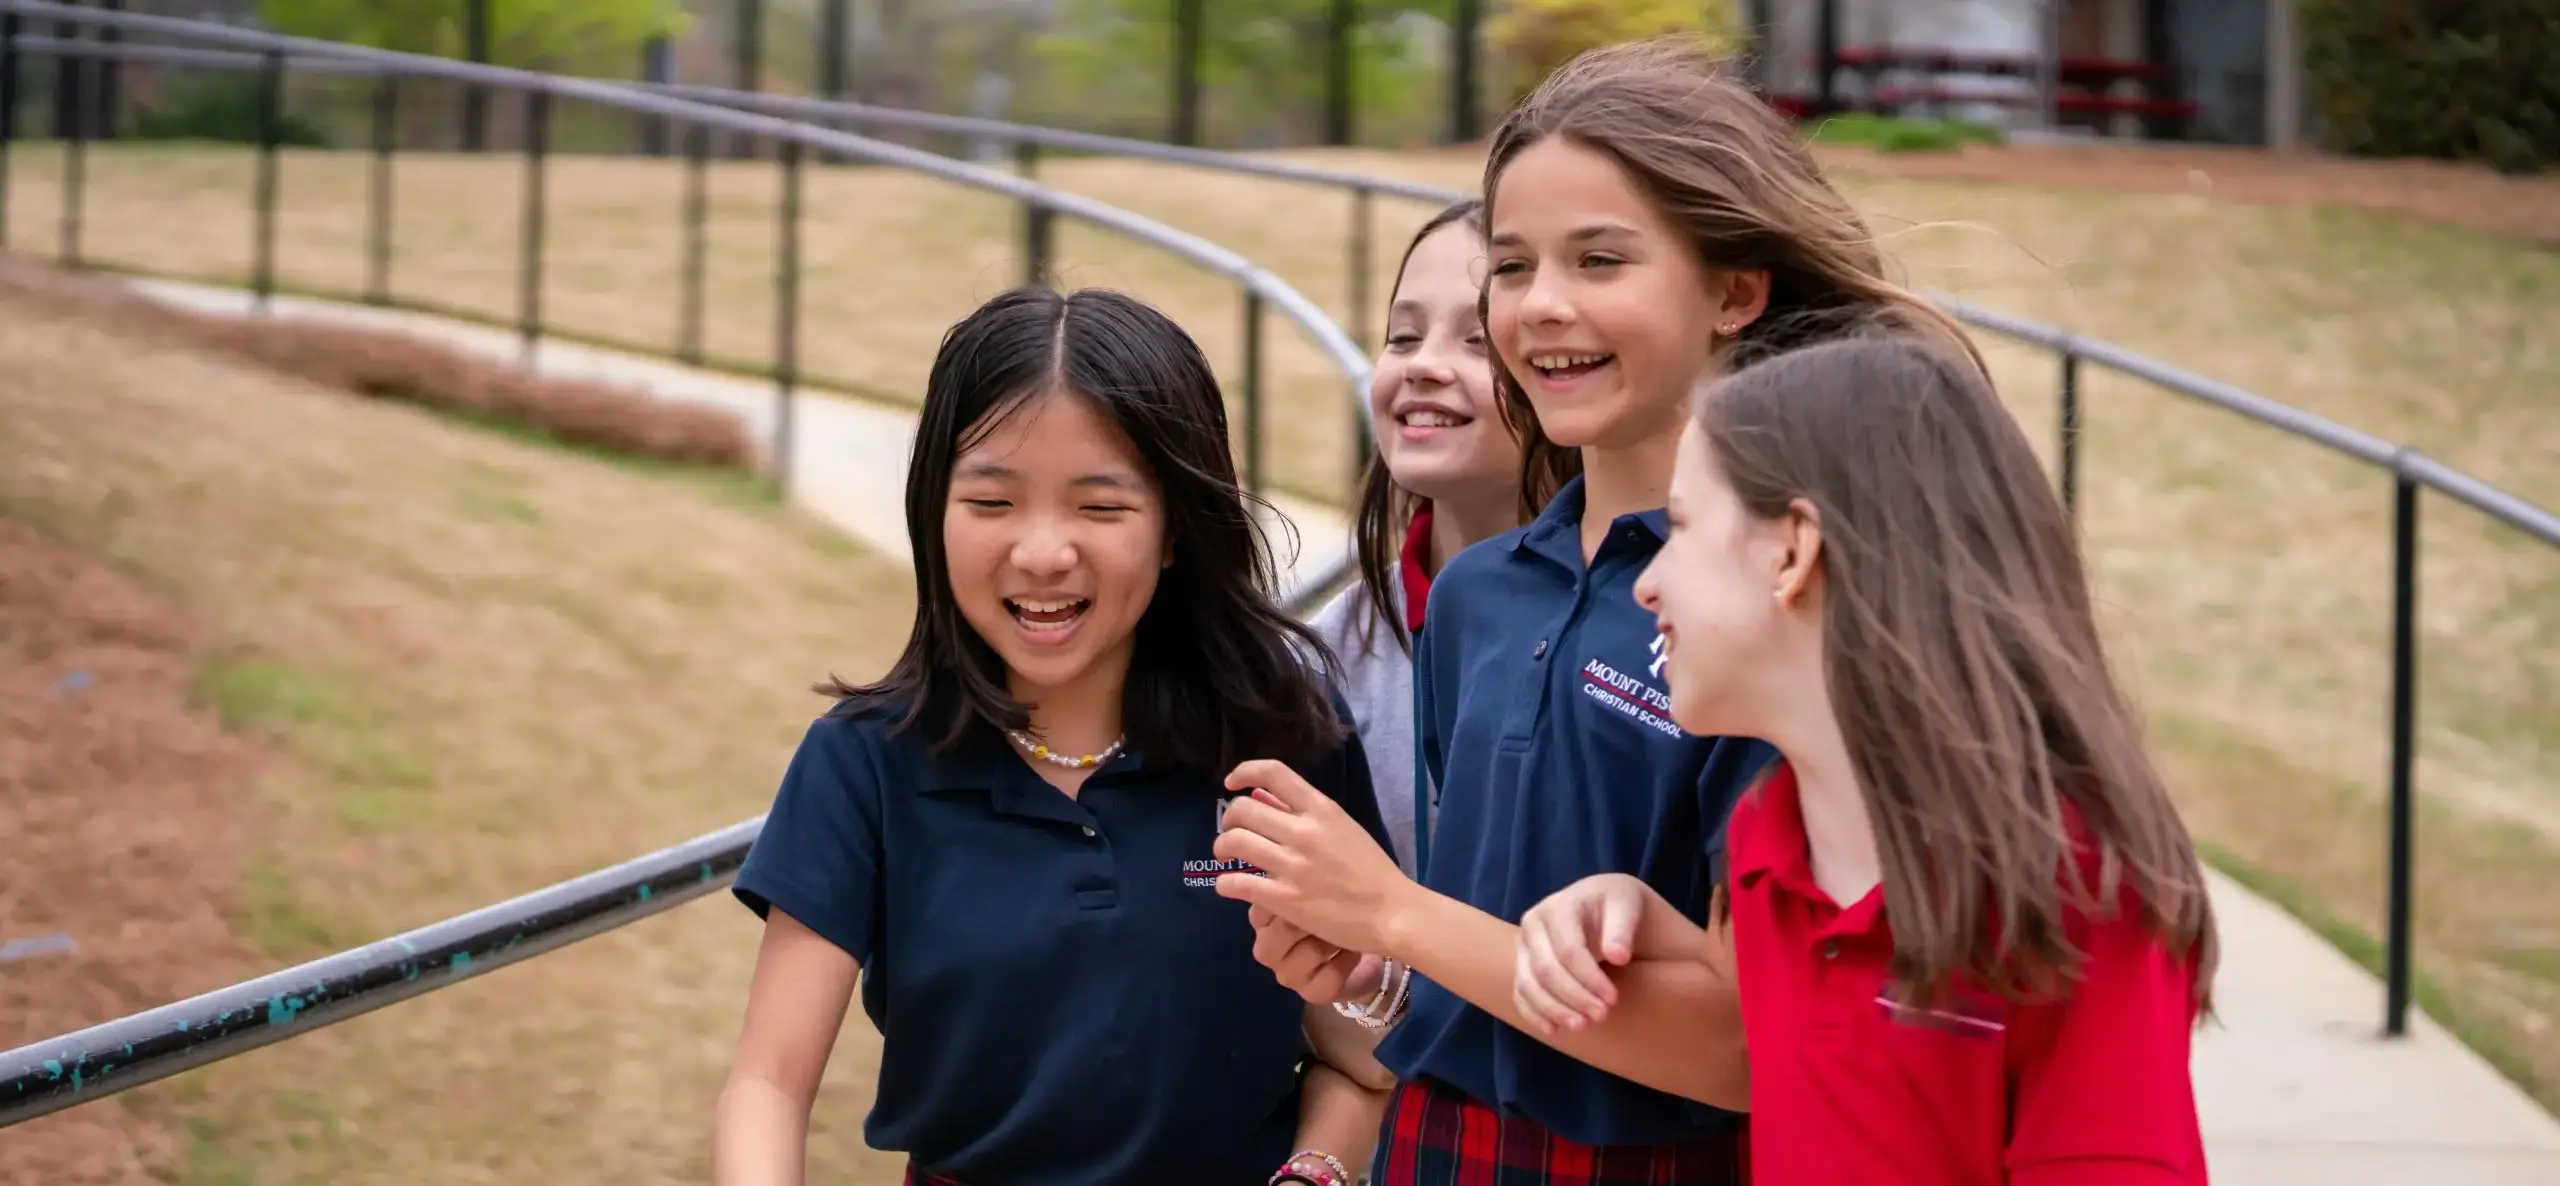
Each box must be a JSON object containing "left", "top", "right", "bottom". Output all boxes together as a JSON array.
[
  {"left": 1533, "top": 639, "right": 1548, "bottom": 659},
  {"left": 1080, "top": 825, "right": 1097, "bottom": 838},
  {"left": 1821, "top": 940, "right": 1840, "bottom": 960}
]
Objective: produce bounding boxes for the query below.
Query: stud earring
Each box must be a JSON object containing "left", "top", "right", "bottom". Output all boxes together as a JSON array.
[{"left": 1718, "top": 322, "right": 1741, "bottom": 336}]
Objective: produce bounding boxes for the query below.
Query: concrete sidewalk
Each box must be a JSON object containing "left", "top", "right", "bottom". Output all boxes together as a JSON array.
[{"left": 120, "top": 277, "right": 2560, "bottom": 1185}]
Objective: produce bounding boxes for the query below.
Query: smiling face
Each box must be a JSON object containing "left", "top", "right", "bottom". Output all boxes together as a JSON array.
[
  {"left": 1633, "top": 419, "right": 1803, "bottom": 737},
  {"left": 1484, "top": 135, "right": 1724, "bottom": 452},
  {"left": 944, "top": 386, "right": 1168, "bottom": 703},
  {"left": 1370, "top": 221, "right": 1519, "bottom": 508}
]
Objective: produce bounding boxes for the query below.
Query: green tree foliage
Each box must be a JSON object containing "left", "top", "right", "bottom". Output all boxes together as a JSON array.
[
  {"left": 256, "top": 0, "right": 690, "bottom": 76},
  {"left": 1028, "top": 0, "right": 1452, "bottom": 146},
  {"left": 1483, "top": 0, "right": 1738, "bottom": 109},
  {"left": 2300, "top": 0, "right": 2557, "bottom": 172}
]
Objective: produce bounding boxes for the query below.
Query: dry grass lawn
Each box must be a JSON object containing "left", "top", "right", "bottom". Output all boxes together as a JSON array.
[
  {"left": 1, "top": 140, "right": 2555, "bottom": 1117},
  {"left": 0, "top": 290, "right": 918, "bottom": 1185}
]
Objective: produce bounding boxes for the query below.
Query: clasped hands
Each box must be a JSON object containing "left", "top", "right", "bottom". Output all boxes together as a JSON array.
[{"left": 1217, "top": 760, "right": 1722, "bottom": 1036}]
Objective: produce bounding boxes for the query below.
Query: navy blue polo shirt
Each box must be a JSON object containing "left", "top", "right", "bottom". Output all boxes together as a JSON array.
[
  {"left": 1379, "top": 476, "right": 1779, "bottom": 1148},
  {"left": 733, "top": 697, "right": 1389, "bottom": 1185}
]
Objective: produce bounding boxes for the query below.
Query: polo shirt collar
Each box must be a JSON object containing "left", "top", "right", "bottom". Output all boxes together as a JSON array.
[
  {"left": 1728, "top": 760, "right": 1800, "bottom": 890},
  {"left": 1508, "top": 476, "right": 1668, "bottom": 571},
  {"left": 1733, "top": 761, "right": 1887, "bottom": 931},
  {"left": 1398, "top": 501, "right": 1435, "bottom": 635}
]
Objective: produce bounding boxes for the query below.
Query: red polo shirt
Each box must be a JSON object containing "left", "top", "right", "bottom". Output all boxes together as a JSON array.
[{"left": 1727, "top": 763, "right": 2208, "bottom": 1186}]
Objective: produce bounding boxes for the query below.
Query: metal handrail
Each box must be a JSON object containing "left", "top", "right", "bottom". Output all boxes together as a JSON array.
[
  {"left": 3, "top": 822, "right": 761, "bottom": 1125},
  {"left": 17, "top": 30, "right": 2557, "bottom": 548},
  {"left": 0, "top": 1, "right": 1376, "bottom": 472}
]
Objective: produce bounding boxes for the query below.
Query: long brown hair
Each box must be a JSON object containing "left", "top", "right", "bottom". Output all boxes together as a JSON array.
[
  {"left": 1702, "top": 334, "right": 2216, "bottom": 1013},
  {"left": 1479, "top": 36, "right": 1984, "bottom": 513},
  {"left": 1349, "top": 199, "right": 1574, "bottom": 654}
]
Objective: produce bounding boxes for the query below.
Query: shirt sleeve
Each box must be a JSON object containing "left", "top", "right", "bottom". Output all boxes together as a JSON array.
[
  {"left": 732, "top": 714, "right": 885, "bottom": 966},
  {"left": 2004, "top": 903, "right": 2207, "bottom": 1185}
]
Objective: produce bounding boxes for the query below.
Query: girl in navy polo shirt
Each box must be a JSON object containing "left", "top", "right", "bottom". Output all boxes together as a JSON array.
[
  {"left": 1515, "top": 335, "right": 2217, "bottom": 1184},
  {"left": 713, "top": 286, "right": 1396, "bottom": 1186},
  {"left": 1215, "top": 38, "right": 1985, "bottom": 1186}
]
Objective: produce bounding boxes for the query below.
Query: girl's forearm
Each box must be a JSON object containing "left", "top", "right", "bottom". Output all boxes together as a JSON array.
[
  {"left": 1304, "top": 1002, "right": 1397, "bottom": 1091},
  {"left": 712, "top": 1075, "right": 813, "bottom": 1186},
  {"left": 1290, "top": 1060, "right": 1390, "bottom": 1180},
  {"left": 1631, "top": 884, "right": 1711, "bottom": 959},
  {"left": 1381, "top": 887, "right": 1749, "bottom": 1110}
]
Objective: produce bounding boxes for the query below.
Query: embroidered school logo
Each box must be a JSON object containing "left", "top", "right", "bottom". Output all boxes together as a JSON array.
[
  {"left": 1187, "top": 795, "right": 1264, "bottom": 887},
  {"left": 1581, "top": 652, "right": 1680, "bottom": 738}
]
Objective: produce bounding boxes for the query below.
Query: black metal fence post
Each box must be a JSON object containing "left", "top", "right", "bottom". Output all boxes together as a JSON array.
[
  {"left": 773, "top": 138, "right": 802, "bottom": 496},
  {"left": 1023, "top": 201, "right": 1053, "bottom": 288},
  {"left": 1014, "top": 139, "right": 1038, "bottom": 181},
  {"left": 519, "top": 86, "right": 549, "bottom": 360},
  {"left": 1242, "top": 290, "right": 1265, "bottom": 495},
  {"left": 462, "top": 0, "right": 489, "bottom": 151},
  {"left": 678, "top": 121, "right": 708, "bottom": 364},
  {"left": 1171, "top": 0, "right": 1203, "bottom": 147},
  {"left": 1349, "top": 185, "right": 1375, "bottom": 475},
  {"left": 1450, "top": 0, "right": 1481, "bottom": 143},
  {"left": 58, "top": 38, "right": 86, "bottom": 266},
  {"left": 97, "top": 0, "right": 120, "bottom": 136},
  {"left": 639, "top": 36, "right": 672, "bottom": 157},
  {"left": 2384, "top": 468, "right": 2420, "bottom": 1038},
  {"left": 1323, "top": 0, "right": 1354, "bottom": 146},
  {"left": 0, "top": 11, "right": 19, "bottom": 249},
  {"left": 251, "top": 49, "right": 281, "bottom": 311},
  {"left": 731, "top": 0, "right": 762, "bottom": 159},
  {"left": 365, "top": 73, "right": 396, "bottom": 307},
  {"left": 2058, "top": 350, "right": 2081, "bottom": 515},
  {"left": 47, "top": 4, "right": 74, "bottom": 141}
]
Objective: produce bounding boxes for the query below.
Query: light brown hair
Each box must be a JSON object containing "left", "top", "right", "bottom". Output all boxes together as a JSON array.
[
  {"left": 1702, "top": 332, "right": 2217, "bottom": 1013},
  {"left": 1478, "top": 35, "right": 1985, "bottom": 514}
]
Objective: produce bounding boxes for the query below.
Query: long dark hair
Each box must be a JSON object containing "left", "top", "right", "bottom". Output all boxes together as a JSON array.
[
  {"left": 1479, "top": 38, "right": 1984, "bottom": 502},
  {"left": 1701, "top": 335, "right": 2215, "bottom": 1013},
  {"left": 1349, "top": 199, "right": 1575, "bottom": 654},
  {"left": 822, "top": 286, "right": 1345, "bottom": 772}
]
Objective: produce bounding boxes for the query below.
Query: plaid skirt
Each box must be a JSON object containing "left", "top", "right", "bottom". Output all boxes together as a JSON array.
[{"left": 1368, "top": 1078, "right": 1748, "bottom": 1186}]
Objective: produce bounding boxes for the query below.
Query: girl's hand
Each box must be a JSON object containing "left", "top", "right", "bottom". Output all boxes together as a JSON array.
[
  {"left": 1514, "top": 873, "right": 1658, "bottom": 1036},
  {"left": 1213, "top": 759, "right": 1417, "bottom": 957},
  {"left": 1247, "top": 904, "right": 1373, "bottom": 1003}
]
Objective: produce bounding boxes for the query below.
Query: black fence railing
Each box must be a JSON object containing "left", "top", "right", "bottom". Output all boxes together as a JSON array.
[
  {"left": 5, "top": 0, "right": 2560, "bottom": 1140},
  {"left": 0, "top": 4, "right": 1375, "bottom": 562}
]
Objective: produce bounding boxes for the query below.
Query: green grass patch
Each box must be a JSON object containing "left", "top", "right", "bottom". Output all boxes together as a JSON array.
[{"left": 1805, "top": 112, "right": 2007, "bottom": 153}]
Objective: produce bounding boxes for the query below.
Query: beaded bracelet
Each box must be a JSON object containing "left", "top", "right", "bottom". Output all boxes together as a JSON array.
[
  {"left": 1334, "top": 958, "right": 1412, "bottom": 1030},
  {"left": 1270, "top": 1149, "right": 1352, "bottom": 1186}
]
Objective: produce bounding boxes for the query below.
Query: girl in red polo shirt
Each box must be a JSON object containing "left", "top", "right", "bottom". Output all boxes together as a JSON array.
[{"left": 1514, "top": 332, "right": 2220, "bottom": 1185}]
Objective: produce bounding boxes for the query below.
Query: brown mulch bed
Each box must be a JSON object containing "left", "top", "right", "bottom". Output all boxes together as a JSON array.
[
  {"left": 1815, "top": 140, "right": 2560, "bottom": 245},
  {"left": 0, "top": 255, "right": 756, "bottom": 468},
  {"left": 0, "top": 518, "right": 261, "bottom": 1185}
]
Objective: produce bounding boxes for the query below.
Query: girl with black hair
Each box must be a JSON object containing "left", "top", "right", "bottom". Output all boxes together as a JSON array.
[{"left": 713, "top": 286, "right": 1395, "bottom": 1186}]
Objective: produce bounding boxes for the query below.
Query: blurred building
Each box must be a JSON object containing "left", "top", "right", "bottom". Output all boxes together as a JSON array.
[{"left": 1749, "top": 0, "right": 2309, "bottom": 148}]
